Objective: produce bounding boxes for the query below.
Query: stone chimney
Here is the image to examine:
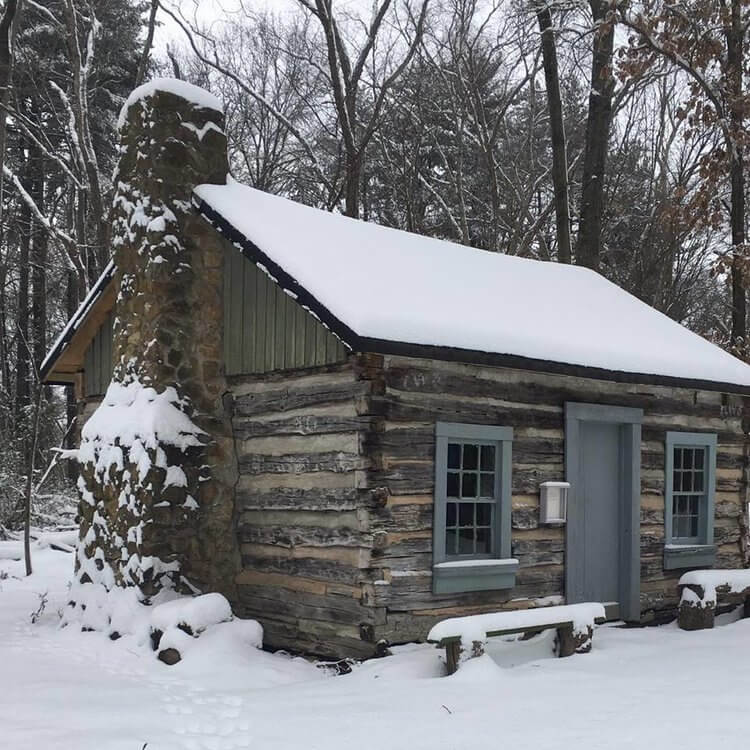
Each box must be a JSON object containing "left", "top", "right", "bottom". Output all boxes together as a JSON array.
[{"left": 75, "top": 80, "right": 239, "bottom": 602}]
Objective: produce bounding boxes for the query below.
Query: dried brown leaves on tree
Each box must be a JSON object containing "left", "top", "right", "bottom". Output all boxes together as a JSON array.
[{"left": 620, "top": 0, "right": 750, "bottom": 355}]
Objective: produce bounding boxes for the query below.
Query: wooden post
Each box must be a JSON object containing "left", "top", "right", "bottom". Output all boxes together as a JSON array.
[
  {"left": 557, "top": 625, "right": 575, "bottom": 657},
  {"left": 677, "top": 584, "right": 715, "bottom": 631},
  {"left": 445, "top": 640, "right": 461, "bottom": 675}
]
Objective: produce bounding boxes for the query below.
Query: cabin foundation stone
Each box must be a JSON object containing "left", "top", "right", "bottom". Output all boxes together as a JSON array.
[{"left": 677, "top": 601, "right": 715, "bottom": 631}]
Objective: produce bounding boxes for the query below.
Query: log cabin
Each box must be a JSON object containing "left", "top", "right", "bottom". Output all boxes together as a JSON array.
[{"left": 42, "top": 79, "right": 750, "bottom": 659}]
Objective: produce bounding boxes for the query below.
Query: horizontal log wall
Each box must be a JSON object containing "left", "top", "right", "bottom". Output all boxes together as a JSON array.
[
  {"left": 356, "top": 354, "right": 748, "bottom": 644},
  {"left": 230, "top": 353, "right": 748, "bottom": 658},
  {"left": 229, "top": 363, "right": 387, "bottom": 658}
]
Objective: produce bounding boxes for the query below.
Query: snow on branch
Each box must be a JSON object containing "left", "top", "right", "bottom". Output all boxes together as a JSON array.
[
  {"left": 2, "top": 164, "right": 75, "bottom": 248},
  {"left": 24, "top": 0, "right": 62, "bottom": 27}
]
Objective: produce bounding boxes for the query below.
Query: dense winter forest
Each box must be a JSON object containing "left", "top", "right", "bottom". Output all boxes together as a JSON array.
[{"left": 0, "top": 0, "right": 747, "bottom": 526}]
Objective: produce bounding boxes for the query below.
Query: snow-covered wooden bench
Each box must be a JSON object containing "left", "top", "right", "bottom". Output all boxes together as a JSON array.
[
  {"left": 677, "top": 570, "right": 750, "bottom": 631},
  {"left": 427, "top": 603, "right": 606, "bottom": 675}
]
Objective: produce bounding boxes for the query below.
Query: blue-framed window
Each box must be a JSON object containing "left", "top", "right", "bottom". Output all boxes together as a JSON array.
[
  {"left": 432, "top": 422, "right": 517, "bottom": 594},
  {"left": 664, "top": 432, "right": 717, "bottom": 570}
]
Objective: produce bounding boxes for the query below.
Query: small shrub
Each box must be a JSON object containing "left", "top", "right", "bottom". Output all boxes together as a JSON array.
[{"left": 30, "top": 591, "right": 48, "bottom": 624}]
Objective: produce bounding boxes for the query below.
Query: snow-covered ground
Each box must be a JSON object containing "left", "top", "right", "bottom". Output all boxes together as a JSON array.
[{"left": 2, "top": 540, "right": 749, "bottom": 750}]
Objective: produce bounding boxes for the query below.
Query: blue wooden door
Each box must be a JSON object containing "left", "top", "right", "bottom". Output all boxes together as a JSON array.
[
  {"left": 578, "top": 421, "right": 621, "bottom": 607},
  {"left": 565, "top": 402, "right": 642, "bottom": 623}
]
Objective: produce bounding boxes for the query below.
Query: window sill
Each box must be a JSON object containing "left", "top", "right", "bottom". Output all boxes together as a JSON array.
[
  {"left": 664, "top": 544, "right": 717, "bottom": 570},
  {"left": 432, "top": 558, "right": 519, "bottom": 594}
]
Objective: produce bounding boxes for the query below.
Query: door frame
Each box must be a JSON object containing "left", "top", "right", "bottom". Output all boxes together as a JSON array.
[{"left": 564, "top": 402, "right": 642, "bottom": 622}]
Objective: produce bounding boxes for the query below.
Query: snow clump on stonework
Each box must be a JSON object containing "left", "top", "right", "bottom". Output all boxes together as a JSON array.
[
  {"left": 117, "top": 77, "right": 222, "bottom": 130},
  {"left": 67, "top": 377, "right": 206, "bottom": 618}
]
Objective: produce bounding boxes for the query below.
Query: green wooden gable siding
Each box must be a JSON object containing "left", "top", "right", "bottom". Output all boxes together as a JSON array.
[
  {"left": 223, "top": 246, "right": 349, "bottom": 376},
  {"left": 84, "top": 311, "right": 114, "bottom": 397}
]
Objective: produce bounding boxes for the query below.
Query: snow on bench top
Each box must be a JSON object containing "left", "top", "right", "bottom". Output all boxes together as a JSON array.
[
  {"left": 679, "top": 569, "right": 750, "bottom": 602},
  {"left": 194, "top": 180, "right": 750, "bottom": 389},
  {"left": 427, "top": 602, "right": 606, "bottom": 645},
  {"left": 118, "top": 77, "right": 222, "bottom": 129}
]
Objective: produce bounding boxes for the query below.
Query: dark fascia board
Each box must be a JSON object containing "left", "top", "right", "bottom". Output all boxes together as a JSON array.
[
  {"left": 40, "top": 262, "right": 116, "bottom": 383},
  {"left": 44, "top": 373, "right": 77, "bottom": 387},
  {"left": 194, "top": 196, "right": 750, "bottom": 397}
]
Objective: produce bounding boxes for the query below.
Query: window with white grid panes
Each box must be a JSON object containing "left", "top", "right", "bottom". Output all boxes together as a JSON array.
[
  {"left": 433, "top": 423, "right": 515, "bottom": 593},
  {"left": 671, "top": 445, "right": 706, "bottom": 542},
  {"left": 664, "top": 432, "right": 717, "bottom": 556},
  {"left": 444, "top": 441, "right": 498, "bottom": 557}
]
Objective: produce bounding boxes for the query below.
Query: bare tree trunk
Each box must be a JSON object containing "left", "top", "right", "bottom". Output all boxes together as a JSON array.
[
  {"left": 0, "top": 0, "right": 21, "bottom": 369},
  {"left": 65, "top": 268, "right": 78, "bottom": 480},
  {"left": 15, "top": 177, "right": 30, "bottom": 424},
  {"left": 0, "top": 261, "right": 9, "bottom": 427},
  {"left": 23, "top": 379, "right": 42, "bottom": 576},
  {"left": 62, "top": 0, "right": 108, "bottom": 272},
  {"left": 167, "top": 45, "right": 182, "bottom": 80},
  {"left": 135, "top": 0, "right": 159, "bottom": 87},
  {"left": 728, "top": 0, "right": 746, "bottom": 352},
  {"left": 0, "top": 0, "right": 19, "bottom": 215},
  {"left": 536, "top": 1, "right": 572, "bottom": 264},
  {"left": 345, "top": 153, "right": 361, "bottom": 219},
  {"left": 30, "top": 140, "right": 47, "bottom": 371},
  {"left": 730, "top": 168, "right": 745, "bottom": 351},
  {"left": 577, "top": 0, "right": 615, "bottom": 271}
]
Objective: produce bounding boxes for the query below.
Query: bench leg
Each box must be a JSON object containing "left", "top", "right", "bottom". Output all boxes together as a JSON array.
[
  {"left": 445, "top": 641, "right": 461, "bottom": 675},
  {"left": 557, "top": 625, "right": 594, "bottom": 657},
  {"left": 557, "top": 626, "right": 575, "bottom": 657},
  {"left": 470, "top": 640, "right": 485, "bottom": 658},
  {"left": 444, "top": 639, "right": 485, "bottom": 675},
  {"left": 678, "top": 602, "right": 715, "bottom": 631},
  {"left": 574, "top": 625, "right": 594, "bottom": 654}
]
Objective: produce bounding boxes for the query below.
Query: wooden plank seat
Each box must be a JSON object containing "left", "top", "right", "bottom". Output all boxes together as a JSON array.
[
  {"left": 677, "top": 570, "right": 750, "bottom": 631},
  {"left": 427, "top": 603, "right": 607, "bottom": 675}
]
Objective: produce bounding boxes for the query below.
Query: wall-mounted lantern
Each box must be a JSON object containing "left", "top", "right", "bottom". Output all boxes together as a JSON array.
[{"left": 539, "top": 481, "right": 570, "bottom": 525}]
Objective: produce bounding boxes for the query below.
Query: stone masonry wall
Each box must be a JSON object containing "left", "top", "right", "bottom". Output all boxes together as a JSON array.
[{"left": 75, "top": 81, "right": 240, "bottom": 601}]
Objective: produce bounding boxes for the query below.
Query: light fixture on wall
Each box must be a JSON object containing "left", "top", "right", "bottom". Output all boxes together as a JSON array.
[{"left": 539, "top": 481, "right": 570, "bottom": 525}]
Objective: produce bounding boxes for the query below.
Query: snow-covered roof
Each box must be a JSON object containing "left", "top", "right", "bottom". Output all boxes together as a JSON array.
[
  {"left": 194, "top": 180, "right": 750, "bottom": 392},
  {"left": 43, "top": 179, "right": 750, "bottom": 393}
]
